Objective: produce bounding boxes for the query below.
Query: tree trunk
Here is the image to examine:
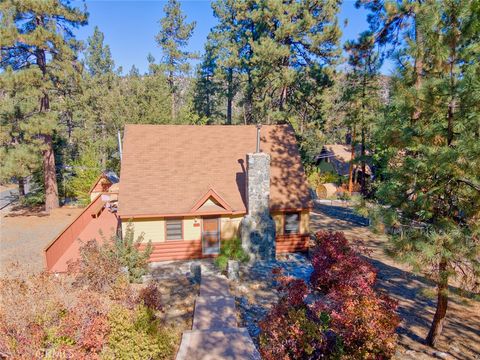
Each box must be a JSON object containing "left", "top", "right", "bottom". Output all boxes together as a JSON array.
[
  {"left": 169, "top": 71, "right": 176, "bottom": 121},
  {"left": 245, "top": 70, "right": 254, "bottom": 124},
  {"left": 226, "top": 68, "right": 233, "bottom": 125},
  {"left": 18, "top": 177, "right": 25, "bottom": 200},
  {"left": 43, "top": 134, "right": 59, "bottom": 212},
  {"left": 360, "top": 126, "right": 366, "bottom": 195},
  {"left": 279, "top": 86, "right": 287, "bottom": 111},
  {"left": 348, "top": 126, "right": 357, "bottom": 194},
  {"left": 426, "top": 258, "right": 449, "bottom": 347},
  {"left": 171, "top": 91, "right": 176, "bottom": 121},
  {"left": 411, "top": 16, "right": 423, "bottom": 124},
  {"left": 35, "top": 33, "right": 59, "bottom": 212}
]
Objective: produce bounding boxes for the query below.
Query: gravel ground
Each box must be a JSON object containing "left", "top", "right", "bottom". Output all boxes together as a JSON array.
[{"left": 0, "top": 206, "right": 83, "bottom": 275}]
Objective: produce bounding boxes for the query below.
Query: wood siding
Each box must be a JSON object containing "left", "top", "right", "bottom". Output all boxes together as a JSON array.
[
  {"left": 276, "top": 234, "right": 310, "bottom": 253},
  {"left": 132, "top": 212, "right": 310, "bottom": 262},
  {"left": 141, "top": 240, "right": 211, "bottom": 262}
]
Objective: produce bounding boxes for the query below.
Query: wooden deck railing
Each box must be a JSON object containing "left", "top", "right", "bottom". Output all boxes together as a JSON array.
[{"left": 44, "top": 195, "right": 106, "bottom": 271}]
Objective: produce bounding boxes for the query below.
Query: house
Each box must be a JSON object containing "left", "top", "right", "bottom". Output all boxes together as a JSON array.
[
  {"left": 45, "top": 124, "right": 312, "bottom": 271},
  {"left": 88, "top": 171, "right": 119, "bottom": 202},
  {"left": 118, "top": 124, "right": 312, "bottom": 262},
  {"left": 315, "top": 144, "right": 372, "bottom": 182}
]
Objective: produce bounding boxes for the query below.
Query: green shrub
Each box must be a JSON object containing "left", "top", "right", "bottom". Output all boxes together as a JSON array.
[
  {"left": 21, "top": 190, "right": 45, "bottom": 206},
  {"left": 114, "top": 222, "right": 153, "bottom": 283},
  {"left": 72, "top": 223, "right": 152, "bottom": 287},
  {"left": 214, "top": 237, "right": 249, "bottom": 271},
  {"left": 337, "top": 192, "right": 351, "bottom": 201},
  {"left": 65, "top": 147, "right": 102, "bottom": 205},
  {"left": 306, "top": 168, "right": 340, "bottom": 189},
  {"left": 103, "top": 305, "right": 175, "bottom": 360}
]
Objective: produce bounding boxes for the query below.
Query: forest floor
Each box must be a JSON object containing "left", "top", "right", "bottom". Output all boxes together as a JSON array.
[
  {"left": 0, "top": 205, "right": 83, "bottom": 276},
  {"left": 311, "top": 202, "right": 480, "bottom": 360}
]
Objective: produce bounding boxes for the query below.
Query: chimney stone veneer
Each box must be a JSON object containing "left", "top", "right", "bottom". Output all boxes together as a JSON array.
[{"left": 240, "top": 152, "right": 276, "bottom": 262}]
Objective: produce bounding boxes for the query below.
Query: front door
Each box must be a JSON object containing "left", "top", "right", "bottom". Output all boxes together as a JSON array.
[{"left": 202, "top": 217, "right": 220, "bottom": 255}]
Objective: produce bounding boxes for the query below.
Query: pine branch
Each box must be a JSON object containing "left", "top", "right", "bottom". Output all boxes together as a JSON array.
[{"left": 456, "top": 178, "right": 480, "bottom": 193}]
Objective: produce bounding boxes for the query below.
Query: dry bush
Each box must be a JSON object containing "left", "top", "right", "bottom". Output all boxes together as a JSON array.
[{"left": 0, "top": 251, "right": 172, "bottom": 358}]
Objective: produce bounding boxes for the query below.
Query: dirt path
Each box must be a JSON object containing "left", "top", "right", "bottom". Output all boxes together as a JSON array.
[
  {"left": 0, "top": 207, "right": 83, "bottom": 275},
  {"left": 311, "top": 202, "right": 480, "bottom": 360}
]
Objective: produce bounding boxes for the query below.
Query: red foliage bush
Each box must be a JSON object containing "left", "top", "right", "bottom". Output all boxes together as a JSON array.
[
  {"left": 259, "top": 231, "right": 400, "bottom": 360},
  {"left": 314, "top": 287, "right": 400, "bottom": 359},
  {"left": 138, "top": 283, "right": 163, "bottom": 311},
  {"left": 259, "top": 277, "right": 340, "bottom": 360},
  {"left": 310, "top": 231, "right": 377, "bottom": 294}
]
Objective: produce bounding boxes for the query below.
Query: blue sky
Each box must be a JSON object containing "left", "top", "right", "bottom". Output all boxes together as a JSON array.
[{"left": 73, "top": 1, "right": 392, "bottom": 75}]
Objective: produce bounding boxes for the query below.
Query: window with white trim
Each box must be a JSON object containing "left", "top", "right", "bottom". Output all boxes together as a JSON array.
[
  {"left": 166, "top": 219, "right": 183, "bottom": 240},
  {"left": 284, "top": 212, "right": 300, "bottom": 235}
]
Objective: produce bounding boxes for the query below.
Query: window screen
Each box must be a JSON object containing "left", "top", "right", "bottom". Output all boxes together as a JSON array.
[
  {"left": 284, "top": 212, "right": 300, "bottom": 235},
  {"left": 166, "top": 219, "right": 183, "bottom": 240}
]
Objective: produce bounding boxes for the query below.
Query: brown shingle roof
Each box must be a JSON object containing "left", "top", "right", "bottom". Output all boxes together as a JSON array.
[
  {"left": 118, "top": 124, "right": 311, "bottom": 217},
  {"left": 317, "top": 144, "right": 372, "bottom": 176}
]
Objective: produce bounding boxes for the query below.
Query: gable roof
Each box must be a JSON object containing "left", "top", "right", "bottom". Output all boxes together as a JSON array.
[
  {"left": 88, "top": 171, "right": 119, "bottom": 194},
  {"left": 316, "top": 144, "right": 372, "bottom": 176},
  {"left": 118, "top": 124, "right": 311, "bottom": 218},
  {"left": 190, "top": 188, "right": 233, "bottom": 214}
]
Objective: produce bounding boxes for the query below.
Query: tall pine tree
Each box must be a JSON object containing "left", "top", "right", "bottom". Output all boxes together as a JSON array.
[
  {"left": 0, "top": 0, "right": 87, "bottom": 211},
  {"left": 155, "top": 0, "right": 196, "bottom": 121},
  {"left": 374, "top": 0, "right": 480, "bottom": 347},
  {"left": 343, "top": 31, "right": 381, "bottom": 194}
]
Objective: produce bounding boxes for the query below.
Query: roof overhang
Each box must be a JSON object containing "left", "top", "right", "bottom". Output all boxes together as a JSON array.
[{"left": 118, "top": 210, "right": 246, "bottom": 220}]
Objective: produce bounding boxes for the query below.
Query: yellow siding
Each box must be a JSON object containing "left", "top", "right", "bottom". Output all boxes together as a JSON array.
[
  {"left": 300, "top": 210, "right": 310, "bottom": 234},
  {"left": 220, "top": 215, "right": 243, "bottom": 240},
  {"left": 184, "top": 217, "right": 202, "bottom": 240},
  {"left": 272, "top": 212, "right": 285, "bottom": 235},
  {"left": 123, "top": 214, "right": 245, "bottom": 244},
  {"left": 202, "top": 198, "right": 218, "bottom": 207},
  {"left": 122, "top": 218, "right": 165, "bottom": 243}
]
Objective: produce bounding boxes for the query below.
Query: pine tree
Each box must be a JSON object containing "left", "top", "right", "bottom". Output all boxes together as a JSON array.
[
  {"left": 343, "top": 31, "right": 381, "bottom": 194},
  {"left": 155, "top": 0, "right": 196, "bottom": 121},
  {"left": 210, "top": 0, "right": 245, "bottom": 124},
  {"left": 0, "top": 68, "right": 41, "bottom": 199},
  {"left": 79, "top": 26, "right": 116, "bottom": 168},
  {"left": 374, "top": 0, "right": 480, "bottom": 347},
  {"left": 208, "top": 0, "right": 341, "bottom": 135},
  {"left": 193, "top": 39, "right": 222, "bottom": 123},
  {"left": 84, "top": 26, "right": 114, "bottom": 77},
  {"left": 249, "top": 0, "right": 342, "bottom": 124},
  {"left": 0, "top": 0, "right": 87, "bottom": 211},
  {"left": 128, "top": 65, "right": 140, "bottom": 77}
]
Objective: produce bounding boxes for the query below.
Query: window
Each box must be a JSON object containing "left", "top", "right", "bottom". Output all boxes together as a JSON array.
[
  {"left": 166, "top": 219, "right": 183, "bottom": 240},
  {"left": 284, "top": 212, "right": 300, "bottom": 235}
]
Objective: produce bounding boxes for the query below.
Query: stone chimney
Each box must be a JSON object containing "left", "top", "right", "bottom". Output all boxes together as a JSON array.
[
  {"left": 246, "top": 152, "right": 270, "bottom": 217},
  {"left": 240, "top": 128, "right": 276, "bottom": 262}
]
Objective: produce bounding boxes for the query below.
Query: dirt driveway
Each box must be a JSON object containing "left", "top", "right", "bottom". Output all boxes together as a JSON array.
[
  {"left": 0, "top": 207, "right": 83, "bottom": 276},
  {"left": 311, "top": 202, "right": 480, "bottom": 360}
]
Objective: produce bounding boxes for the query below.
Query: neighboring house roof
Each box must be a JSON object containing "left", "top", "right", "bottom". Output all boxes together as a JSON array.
[
  {"left": 118, "top": 124, "right": 311, "bottom": 218},
  {"left": 316, "top": 144, "right": 372, "bottom": 176},
  {"left": 88, "top": 171, "right": 119, "bottom": 194}
]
